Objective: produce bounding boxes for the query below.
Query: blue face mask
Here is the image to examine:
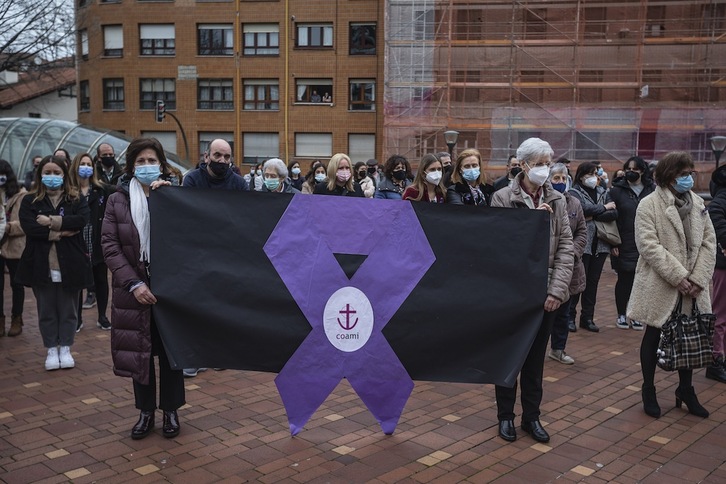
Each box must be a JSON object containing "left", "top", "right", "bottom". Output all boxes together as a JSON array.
[
  {"left": 134, "top": 165, "right": 161, "bottom": 185},
  {"left": 41, "top": 174, "right": 63, "bottom": 190},
  {"left": 597, "top": 167, "right": 604, "bottom": 176},
  {"left": 78, "top": 166, "right": 94, "bottom": 179},
  {"left": 314, "top": 173, "right": 326, "bottom": 183},
  {"left": 264, "top": 178, "right": 280, "bottom": 191},
  {"left": 462, "top": 168, "right": 480, "bottom": 182},
  {"left": 551, "top": 182, "right": 567, "bottom": 193},
  {"left": 673, "top": 174, "right": 694, "bottom": 194}
]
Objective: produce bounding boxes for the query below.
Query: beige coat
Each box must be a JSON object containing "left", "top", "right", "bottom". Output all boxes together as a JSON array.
[
  {"left": 627, "top": 187, "right": 716, "bottom": 328},
  {"left": 490, "top": 174, "right": 574, "bottom": 303},
  {"left": 0, "top": 188, "right": 26, "bottom": 259}
]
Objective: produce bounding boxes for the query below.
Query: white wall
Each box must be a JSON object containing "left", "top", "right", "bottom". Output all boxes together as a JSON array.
[{"left": 2, "top": 91, "right": 77, "bottom": 122}]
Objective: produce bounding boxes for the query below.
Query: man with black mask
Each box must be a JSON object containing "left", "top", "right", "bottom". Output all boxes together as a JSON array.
[
  {"left": 182, "top": 139, "right": 248, "bottom": 191},
  {"left": 493, "top": 155, "right": 521, "bottom": 191},
  {"left": 95, "top": 143, "right": 124, "bottom": 187}
]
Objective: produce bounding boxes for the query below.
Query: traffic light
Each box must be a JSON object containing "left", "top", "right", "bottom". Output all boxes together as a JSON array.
[{"left": 155, "top": 100, "right": 165, "bottom": 123}]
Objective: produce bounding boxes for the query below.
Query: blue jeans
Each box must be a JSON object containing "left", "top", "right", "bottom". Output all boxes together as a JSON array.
[{"left": 550, "top": 297, "right": 573, "bottom": 351}]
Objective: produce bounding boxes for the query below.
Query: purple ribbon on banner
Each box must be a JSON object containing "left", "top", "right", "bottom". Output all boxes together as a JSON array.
[{"left": 264, "top": 195, "right": 435, "bottom": 435}]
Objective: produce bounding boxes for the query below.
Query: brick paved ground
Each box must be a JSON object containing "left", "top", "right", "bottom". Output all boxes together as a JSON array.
[{"left": 0, "top": 269, "right": 724, "bottom": 483}]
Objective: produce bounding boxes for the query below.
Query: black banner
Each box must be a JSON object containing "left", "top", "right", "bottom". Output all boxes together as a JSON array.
[{"left": 150, "top": 188, "right": 549, "bottom": 386}]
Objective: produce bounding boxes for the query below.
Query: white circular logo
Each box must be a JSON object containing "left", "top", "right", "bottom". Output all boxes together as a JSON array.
[{"left": 323, "top": 286, "right": 374, "bottom": 352}]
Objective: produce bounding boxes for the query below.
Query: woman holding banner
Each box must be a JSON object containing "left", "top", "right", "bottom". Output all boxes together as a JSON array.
[
  {"left": 446, "top": 149, "right": 494, "bottom": 206},
  {"left": 314, "top": 153, "right": 364, "bottom": 197},
  {"left": 490, "top": 138, "right": 573, "bottom": 444},
  {"left": 402, "top": 154, "right": 445, "bottom": 203},
  {"left": 102, "top": 137, "right": 185, "bottom": 440}
]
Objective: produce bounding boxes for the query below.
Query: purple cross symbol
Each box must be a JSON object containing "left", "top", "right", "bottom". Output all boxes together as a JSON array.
[{"left": 264, "top": 195, "right": 435, "bottom": 435}]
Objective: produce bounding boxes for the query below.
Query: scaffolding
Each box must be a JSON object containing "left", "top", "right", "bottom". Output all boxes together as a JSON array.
[{"left": 384, "top": 0, "right": 726, "bottom": 175}]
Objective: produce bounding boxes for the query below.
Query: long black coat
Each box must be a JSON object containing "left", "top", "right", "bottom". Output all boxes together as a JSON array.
[
  {"left": 708, "top": 180, "right": 726, "bottom": 270},
  {"left": 87, "top": 184, "right": 111, "bottom": 266},
  {"left": 16, "top": 193, "right": 92, "bottom": 291},
  {"left": 608, "top": 178, "right": 655, "bottom": 272}
]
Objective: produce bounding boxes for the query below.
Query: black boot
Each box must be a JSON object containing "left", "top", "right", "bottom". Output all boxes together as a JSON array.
[
  {"left": 642, "top": 385, "right": 661, "bottom": 418},
  {"left": 131, "top": 410, "right": 155, "bottom": 440},
  {"left": 705, "top": 356, "right": 726, "bottom": 383},
  {"left": 675, "top": 386, "right": 709, "bottom": 418}
]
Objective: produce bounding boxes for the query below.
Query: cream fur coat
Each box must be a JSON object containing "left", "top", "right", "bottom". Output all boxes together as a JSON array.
[{"left": 627, "top": 186, "right": 716, "bottom": 328}]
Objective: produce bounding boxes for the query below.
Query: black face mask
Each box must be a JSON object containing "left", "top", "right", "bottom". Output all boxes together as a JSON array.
[
  {"left": 509, "top": 166, "right": 522, "bottom": 177},
  {"left": 367, "top": 167, "right": 377, "bottom": 175},
  {"left": 625, "top": 171, "right": 641, "bottom": 183},
  {"left": 100, "top": 156, "right": 116, "bottom": 168},
  {"left": 209, "top": 162, "right": 229, "bottom": 177},
  {"left": 443, "top": 165, "right": 453, "bottom": 176},
  {"left": 358, "top": 171, "right": 367, "bottom": 179},
  {"left": 392, "top": 170, "right": 407, "bottom": 181}
]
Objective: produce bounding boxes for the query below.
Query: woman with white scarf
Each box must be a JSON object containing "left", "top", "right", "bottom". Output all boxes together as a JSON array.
[{"left": 101, "top": 138, "right": 185, "bottom": 440}]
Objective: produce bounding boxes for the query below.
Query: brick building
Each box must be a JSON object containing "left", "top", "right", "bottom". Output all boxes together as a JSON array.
[{"left": 75, "top": 0, "right": 383, "bottom": 169}]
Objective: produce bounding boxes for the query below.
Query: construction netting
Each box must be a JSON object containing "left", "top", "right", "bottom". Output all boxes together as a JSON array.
[{"left": 384, "top": 0, "right": 726, "bottom": 177}]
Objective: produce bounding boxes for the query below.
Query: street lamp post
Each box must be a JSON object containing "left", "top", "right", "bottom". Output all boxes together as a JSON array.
[
  {"left": 711, "top": 136, "right": 726, "bottom": 168},
  {"left": 444, "top": 130, "right": 459, "bottom": 158}
]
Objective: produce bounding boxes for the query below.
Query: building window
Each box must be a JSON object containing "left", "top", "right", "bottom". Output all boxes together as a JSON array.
[
  {"left": 199, "top": 132, "right": 234, "bottom": 158},
  {"left": 243, "top": 24, "right": 279, "bottom": 55},
  {"left": 103, "top": 25, "right": 123, "bottom": 57},
  {"left": 349, "top": 79, "right": 375, "bottom": 111},
  {"left": 80, "top": 81, "right": 90, "bottom": 111},
  {"left": 295, "top": 133, "right": 332, "bottom": 158},
  {"left": 140, "top": 24, "right": 175, "bottom": 55},
  {"left": 414, "top": 9, "right": 435, "bottom": 41},
  {"left": 524, "top": 9, "right": 547, "bottom": 40},
  {"left": 140, "top": 79, "right": 176, "bottom": 110},
  {"left": 79, "top": 30, "right": 89, "bottom": 60},
  {"left": 349, "top": 134, "right": 375, "bottom": 162},
  {"left": 295, "top": 79, "right": 333, "bottom": 103},
  {"left": 350, "top": 23, "right": 376, "bottom": 55},
  {"left": 198, "top": 24, "right": 233, "bottom": 55},
  {"left": 296, "top": 24, "right": 333, "bottom": 48},
  {"left": 243, "top": 80, "right": 279, "bottom": 110},
  {"left": 103, "top": 78, "right": 124, "bottom": 110},
  {"left": 198, "top": 79, "right": 233, "bottom": 110},
  {"left": 243, "top": 132, "right": 279, "bottom": 164}
]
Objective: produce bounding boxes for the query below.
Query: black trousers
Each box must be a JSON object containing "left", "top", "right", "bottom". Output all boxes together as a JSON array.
[
  {"left": 569, "top": 252, "right": 608, "bottom": 323},
  {"left": 640, "top": 324, "right": 692, "bottom": 389},
  {"left": 615, "top": 270, "right": 636, "bottom": 317},
  {"left": 78, "top": 263, "right": 110, "bottom": 323},
  {"left": 0, "top": 256, "right": 24, "bottom": 317},
  {"left": 550, "top": 296, "right": 573, "bottom": 351},
  {"left": 496, "top": 310, "right": 556, "bottom": 422},
  {"left": 133, "top": 317, "right": 185, "bottom": 412}
]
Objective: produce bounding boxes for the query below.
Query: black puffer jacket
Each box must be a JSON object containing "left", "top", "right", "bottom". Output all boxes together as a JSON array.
[
  {"left": 608, "top": 178, "right": 655, "bottom": 272},
  {"left": 709, "top": 178, "right": 726, "bottom": 270}
]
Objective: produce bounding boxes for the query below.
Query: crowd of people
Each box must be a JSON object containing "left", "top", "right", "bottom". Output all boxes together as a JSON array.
[{"left": 3, "top": 135, "right": 724, "bottom": 443}]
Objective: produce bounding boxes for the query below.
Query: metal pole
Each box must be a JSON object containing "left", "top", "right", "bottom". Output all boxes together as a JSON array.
[{"left": 165, "top": 111, "right": 190, "bottom": 165}]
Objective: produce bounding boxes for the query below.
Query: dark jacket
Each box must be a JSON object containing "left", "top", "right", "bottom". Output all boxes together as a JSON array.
[
  {"left": 569, "top": 184, "right": 618, "bottom": 255},
  {"left": 86, "top": 184, "right": 111, "bottom": 266},
  {"left": 16, "top": 192, "right": 93, "bottom": 291},
  {"left": 101, "top": 177, "right": 158, "bottom": 385},
  {"left": 374, "top": 176, "right": 410, "bottom": 200},
  {"left": 446, "top": 181, "right": 494, "bottom": 206},
  {"left": 709, "top": 179, "right": 726, "bottom": 270},
  {"left": 608, "top": 178, "right": 656, "bottom": 272},
  {"left": 182, "top": 163, "right": 249, "bottom": 191},
  {"left": 492, "top": 175, "right": 512, "bottom": 192},
  {"left": 289, "top": 176, "right": 305, "bottom": 191},
  {"left": 314, "top": 181, "right": 364, "bottom": 197},
  {"left": 96, "top": 160, "right": 125, "bottom": 188}
]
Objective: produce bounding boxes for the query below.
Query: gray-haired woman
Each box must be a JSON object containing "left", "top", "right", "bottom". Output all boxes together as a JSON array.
[{"left": 262, "top": 158, "right": 300, "bottom": 194}]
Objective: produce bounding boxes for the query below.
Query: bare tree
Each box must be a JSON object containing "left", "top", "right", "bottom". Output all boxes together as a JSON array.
[{"left": 0, "top": 0, "right": 75, "bottom": 72}]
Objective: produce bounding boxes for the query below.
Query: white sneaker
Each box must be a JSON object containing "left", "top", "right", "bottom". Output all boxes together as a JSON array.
[
  {"left": 631, "top": 320, "right": 644, "bottom": 331},
  {"left": 548, "top": 349, "right": 575, "bottom": 365},
  {"left": 59, "top": 346, "right": 75, "bottom": 369},
  {"left": 45, "top": 347, "right": 60, "bottom": 371},
  {"left": 616, "top": 315, "right": 629, "bottom": 329}
]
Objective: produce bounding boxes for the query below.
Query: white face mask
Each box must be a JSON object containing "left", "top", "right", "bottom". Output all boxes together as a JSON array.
[
  {"left": 582, "top": 176, "right": 598, "bottom": 189},
  {"left": 425, "top": 170, "right": 442, "bottom": 185},
  {"left": 527, "top": 164, "right": 550, "bottom": 187}
]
